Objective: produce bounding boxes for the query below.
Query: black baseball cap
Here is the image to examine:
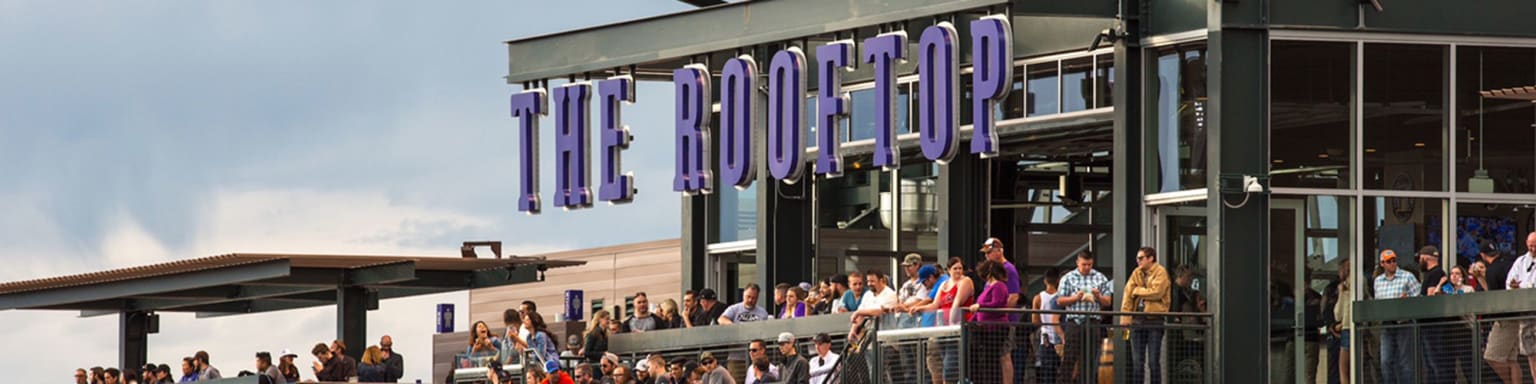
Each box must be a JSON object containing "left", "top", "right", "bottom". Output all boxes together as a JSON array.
[
  {"left": 1480, "top": 240, "right": 1499, "bottom": 255},
  {"left": 812, "top": 333, "right": 832, "bottom": 344},
  {"left": 699, "top": 288, "right": 718, "bottom": 301},
  {"left": 1417, "top": 245, "right": 1440, "bottom": 257}
]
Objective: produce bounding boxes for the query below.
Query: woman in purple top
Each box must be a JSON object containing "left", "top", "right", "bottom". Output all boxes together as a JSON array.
[
  {"left": 780, "top": 286, "right": 809, "bottom": 319},
  {"left": 967, "top": 260, "right": 1011, "bottom": 382}
]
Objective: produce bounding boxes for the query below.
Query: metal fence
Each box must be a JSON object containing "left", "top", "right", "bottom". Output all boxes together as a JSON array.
[
  {"left": 962, "top": 309, "right": 1212, "bottom": 384},
  {"left": 1351, "top": 314, "right": 1536, "bottom": 384}
]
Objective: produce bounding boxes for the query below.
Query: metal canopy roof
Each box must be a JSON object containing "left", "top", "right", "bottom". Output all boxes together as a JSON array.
[
  {"left": 0, "top": 253, "right": 582, "bottom": 318},
  {"left": 503, "top": 0, "right": 1116, "bottom": 84}
]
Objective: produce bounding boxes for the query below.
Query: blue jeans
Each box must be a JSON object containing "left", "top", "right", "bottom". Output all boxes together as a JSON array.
[
  {"left": 1421, "top": 326, "right": 1450, "bottom": 383},
  {"left": 1131, "top": 328, "right": 1164, "bottom": 384},
  {"left": 1379, "top": 327, "right": 1415, "bottom": 384}
]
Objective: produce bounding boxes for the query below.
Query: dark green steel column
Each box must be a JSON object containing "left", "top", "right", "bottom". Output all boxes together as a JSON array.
[
  {"left": 755, "top": 178, "right": 813, "bottom": 313},
  {"left": 338, "top": 286, "right": 368, "bottom": 360},
  {"left": 1207, "top": 0, "right": 1270, "bottom": 381},
  {"left": 119, "top": 311, "right": 150, "bottom": 371},
  {"left": 939, "top": 154, "right": 991, "bottom": 269},
  {"left": 1111, "top": 0, "right": 1145, "bottom": 377}
]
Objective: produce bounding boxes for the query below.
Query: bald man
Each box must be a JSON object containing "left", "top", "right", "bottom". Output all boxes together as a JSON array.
[{"left": 381, "top": 335, "right": 404, "bottom": 381}]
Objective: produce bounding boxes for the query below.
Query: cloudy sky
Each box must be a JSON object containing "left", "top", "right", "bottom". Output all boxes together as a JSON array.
[{"left": 0, "top": 1, "right": 690, "bottom": 381}]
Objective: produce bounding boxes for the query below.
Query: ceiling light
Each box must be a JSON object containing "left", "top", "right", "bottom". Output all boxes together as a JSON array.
[
  {"left": 1273, "top": 159, "right": 1285, "bottom": 164},
  {"left": 1317, "top": 153, "right": 1330, "bottom": 159},
  {"left": 1365, "top": 148, "right": 1377, "bottom": 153},
  {"left": 1414, "top": 142, "right": 1427, "bottom": 148}
]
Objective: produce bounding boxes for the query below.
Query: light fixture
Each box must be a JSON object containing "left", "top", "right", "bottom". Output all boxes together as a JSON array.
[
  {"left": 1317, "top": 153, "right": 1330, "bottom": 159},
  {"left": 1273, "top": 159, "right": 1286, "bottom": 164},
  {"left": 1365, "top": 148, "right": 1377, "bottom": 153},
  {"left": 1414, "top": 142, "right": 1427, "bottom": 148}
]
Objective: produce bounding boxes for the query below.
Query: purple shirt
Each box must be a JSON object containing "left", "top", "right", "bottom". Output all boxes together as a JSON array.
[
  {"left": 1003, "top": 261, "right": 1021, "bottom": 320},
  {"left": 974, "top": 281, "right": 1010, "bottom": 322}
]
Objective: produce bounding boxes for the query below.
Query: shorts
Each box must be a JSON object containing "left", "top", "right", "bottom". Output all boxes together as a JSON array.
[
  {"left": 1485, "top": 321, "right": 1522, "bottom": 363},
  {"left": 1522, "top": 320, "right": 1536, "bottom": 356},
  {"left": 1001, "top": 327, "right": 1017, "bottom": 355},
  {"left": 1338, "top": 330, "right": 1351, "bottom": 350}
]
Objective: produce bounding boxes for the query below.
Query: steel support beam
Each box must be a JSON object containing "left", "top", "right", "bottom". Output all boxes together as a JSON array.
[
  {"left": 755, "top": 177, "right": 813, "bottom": 315},
  {"left": 119, "top": 311, "right": 151, "bottom": 372},
  {"left": 939, "top": 154, "right": 992, "bottom": 268},
  {"left": 1110, "top": 0, "right": 1145, "bottom": 376},
  {"left": 1207, "top": 0, "right": 1270, "bottom": 381},
  {"left": 337, "top": 286, "right": 368, "bottom": 360}
]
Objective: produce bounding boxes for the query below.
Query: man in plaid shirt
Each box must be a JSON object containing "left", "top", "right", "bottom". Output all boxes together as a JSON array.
[
  {"left": 1055, "top": 250, "right": 1112, "bottom": 384},
  {"left": 1372, "top": 249, "right": 1420, "bottom": 383}
]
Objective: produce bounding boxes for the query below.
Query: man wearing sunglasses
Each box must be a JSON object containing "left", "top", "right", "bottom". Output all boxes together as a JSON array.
[{"left": 1372, "top": 249, "right": 1421, "bottom": 383}]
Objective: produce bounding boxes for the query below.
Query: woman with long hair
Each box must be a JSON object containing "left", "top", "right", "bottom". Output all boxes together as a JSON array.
[
  {"left": 358, "top": 345, "right": 389, "bottom": 382},
  {"left": 658, "top": 298, "right": 685, "bottom": 329},
  {"left": 909, "top": 257, "right": 976, "bottom": 325},
  {"left": 780, "top": 287, "right": 809, "bottom": 319},
  {"left": 467, "top": 320, "right": 501, "bottom": 358},
  {"left": 524, "top": 310, "right": 564, "bottom": 374},
  {"left": 583, "top": 309, "right": 612, "bottom": 378}
]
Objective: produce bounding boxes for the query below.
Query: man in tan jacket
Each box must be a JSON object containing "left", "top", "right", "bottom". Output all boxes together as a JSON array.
[{"left": 1121, "top": 246, "right": 1171, "bottom": 384}]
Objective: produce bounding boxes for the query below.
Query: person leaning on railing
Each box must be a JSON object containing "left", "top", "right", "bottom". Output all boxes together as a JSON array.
[
  {"left": 1054, "top": 249, "right": 1113, "bottom": 384},
  {"left": 1121, "top": 246, "right": 1171, "bottom": 384}
]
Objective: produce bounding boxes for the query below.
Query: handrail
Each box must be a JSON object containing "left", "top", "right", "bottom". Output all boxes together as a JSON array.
[
  {"left": 1352, "top": 288, "right": 1536, "bottom": 322},
  {"left": 969, "top": 307, "right": 1214, "bottom": 318}
]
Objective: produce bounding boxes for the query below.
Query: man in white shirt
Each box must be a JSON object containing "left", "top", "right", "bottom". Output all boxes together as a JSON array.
[
  {"left": 852, "top": 270, "right": 900, "bottom": 335},
  {"left": 1505, "top": 232, "right": 1536, "bottom": 382},
  {"left": 807, "top": 333, "right": 840, "bottom": 384}
]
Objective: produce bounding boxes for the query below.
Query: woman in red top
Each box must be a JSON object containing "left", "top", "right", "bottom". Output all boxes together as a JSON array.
[{"left": 909, "top": 257, "right": 976, "bottom": 325}]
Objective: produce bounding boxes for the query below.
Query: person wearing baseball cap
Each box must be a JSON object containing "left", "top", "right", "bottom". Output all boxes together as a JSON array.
[
  {"left": 689, "top": 288, "right": 726, "bottom": 328},
  {"left": 897, "top": 253, "right": 930, "bottom": 329},
  {"left": 807, "top": 333, "right": 839, "bottom": 384},
  {"left": 1371, "top": 249, "right": 1421, "bottom": 383},
  {"left": 777, "top": 332, "right": 810, "bottom": 384}
]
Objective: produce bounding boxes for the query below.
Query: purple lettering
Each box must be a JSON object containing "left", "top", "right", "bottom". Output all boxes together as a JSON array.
[
  {"left": 554, "top": 82, "right": 594, "bottom": 209},
  {"left": 816, "top": 41, "right": 854, "bottom": 177},
  {"left": 767, "top": 47, "right": 808, "bottom": 183},
  {"left": 674, "top": 65, "right": 713, "bottom": 194},
  {"left": 720, "top": 56, "right": 759, "bottom": 189},
  {"left": 970, "top": 16, "right": 1013, "bottom": 157},
  {"left": 512, "top": 89, "right": 547, "bottom": 215},
  {"left": 863, "top": 33, "right": 907, "bottom": 170},
  {"left": 917, "top": 23, "right": 960, "bottom": 163},
  {"left": 597, "top": 76, "right": 636, "bottom": 203}
]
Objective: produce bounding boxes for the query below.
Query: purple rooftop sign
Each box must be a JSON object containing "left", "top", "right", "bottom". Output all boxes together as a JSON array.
[{"left": 513, "top": 19, "right": 1013, "bottom": 212}]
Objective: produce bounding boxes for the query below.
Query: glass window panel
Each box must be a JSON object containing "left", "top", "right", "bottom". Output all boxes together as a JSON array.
[
  {"left": 716, "top": 184, "right": 758, "bottom": 243},
  {"left": 1270, "top": 41, "right": 1353, "bottom": 189},
  {"left": 1454, "top": 202, "right": 1536, "bottom": 266},
  {"left": 1062, "top": 57, "right": 1093, "bottom": 113},
  {"left": 1148, "top": 42, "right": 1209, "bottom": 193},
  {"left": 1364, "top": 43, "right": 1447, "bottom": 191},
  {"left": 894, "top": 163, "right": 941, "bottom": 257},
  {"left": 1095, "top": 54, "right": 1115, "bottom": 108},
  {"left": 1026, "top": 62, "right": 1059, "bottom": 117},
  {"left": 1002, "top": 66, "right": 1026, "bottom": 119},
  {"left": 1360, "top": 197, "right": 1444, "bottom": 299},
  {"left": 849, "top": 88, "right": 877, "bottom": 141},
  {"left": 1456, "top": 46, "right": 1536, "bottom": 194}
]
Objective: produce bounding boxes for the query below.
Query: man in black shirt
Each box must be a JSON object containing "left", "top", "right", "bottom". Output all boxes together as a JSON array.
[
  {"left": 311, "top": 342, "right": 357, "bottom": 381},
  {"left": 1480, "top": 241, "right": 1523, "bottom": 383},
  {"left": 1416, "top": 246, "right": 1451, "bottom": 382},
  {"left": 688, "top": 289, "right": 727, "bottom": 327}
]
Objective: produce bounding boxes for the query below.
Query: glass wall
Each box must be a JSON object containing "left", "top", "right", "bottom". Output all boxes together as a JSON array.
[
  {"left": 1361, "top": 197, "right": 1445, "bottom": 296},
  {"left": 1270, "top": 41, "right": 1353, "bottom": 189},
  {"left": 1363, "top": 44, "right": 1447, "bottom": 191},
  {"left": 1455, "top": 46, "right": 1536, "bottom": 194},
  {"left": 1062, "top": 57, "right": 1093, "bottom": 113},
  {"left": 1149, "top": 42, "right": 1209, "bottom": 193},
  {"left": 717, "top": 184, "right": 758, "bottom": 243},
  {"left": 1026, "top": 62, "right": 1059, "bottom": 117}
]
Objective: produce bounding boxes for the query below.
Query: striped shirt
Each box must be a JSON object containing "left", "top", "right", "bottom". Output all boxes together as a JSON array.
[
  {"left": 1058, "top": 268, "right": 1113, "bottom": 321},
  {"left": 1372, "top": 269, "right": 1421, "bottom": 300}
]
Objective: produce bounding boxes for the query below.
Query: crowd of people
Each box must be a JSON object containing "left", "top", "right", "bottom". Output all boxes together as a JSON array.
[
  {"left": 465, "top": 236, "right": 1190, "bottom": 384},
  {"left": 73, "top": 336, "right": 404, "bottom": 384},
  {"left": 1325, "top": 232, "right": 1536, "bottom": 384}
]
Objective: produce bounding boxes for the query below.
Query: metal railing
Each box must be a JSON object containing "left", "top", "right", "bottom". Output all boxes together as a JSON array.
[
  {"left": 961, "top": 308, "right": 1213, "bottom": 384},
  {"left": 1349, "top": 288, "right": 1536, "bottom": 384}
]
